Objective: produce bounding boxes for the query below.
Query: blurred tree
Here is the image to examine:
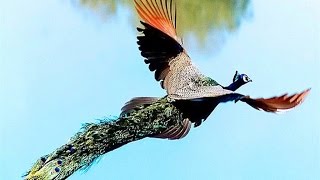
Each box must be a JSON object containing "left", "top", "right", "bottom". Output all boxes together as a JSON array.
[{"left": 79, "top": 0, "right": 251, "bottom": 46}]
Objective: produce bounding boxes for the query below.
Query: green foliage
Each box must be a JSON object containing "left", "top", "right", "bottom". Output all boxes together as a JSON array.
[{"left": 78, "top": 0, "right": 251, "bottom": 44}]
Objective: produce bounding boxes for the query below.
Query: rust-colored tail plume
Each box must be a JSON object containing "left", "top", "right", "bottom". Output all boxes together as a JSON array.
[{"left": 241, "top": 88, "right": 311, "bottom": 113}]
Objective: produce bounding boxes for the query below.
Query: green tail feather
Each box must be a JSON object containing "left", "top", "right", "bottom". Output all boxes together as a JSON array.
[{"left": 24, "top": 97, "right": 184, "bottom": 180}]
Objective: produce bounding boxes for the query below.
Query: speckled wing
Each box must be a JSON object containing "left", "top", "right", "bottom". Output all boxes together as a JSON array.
[
  {"left": 240, "top": 89, "right": 310, "bottom": 113},
  {"left": 168, "top": 84, "right": 243, "bottom": 101},
  {"left": 135, "top": 0, "right": 203, "bottom": 95}
]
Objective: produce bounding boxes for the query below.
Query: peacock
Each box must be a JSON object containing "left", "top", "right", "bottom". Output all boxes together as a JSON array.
[
  {"left": 132, "top": 0, "right": 310, "bottom": 137},
  {"left": 24, "top": 0, "right": 310, "bottom": 179},
  {"left": 24, "top": 73, "right": 253, "bottom": 180}
]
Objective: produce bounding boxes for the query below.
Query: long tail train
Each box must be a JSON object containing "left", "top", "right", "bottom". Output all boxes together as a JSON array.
[{"left": 24, "top": 98, "right": 184, "bottom": 180}]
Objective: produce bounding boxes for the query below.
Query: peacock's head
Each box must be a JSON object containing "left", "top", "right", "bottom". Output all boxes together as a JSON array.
[
  {"left": 233, "top": 71, "right": 252, "bottom": 85},
  {"left": 224, "top": 71, "right": 252, "bottom": 91}
]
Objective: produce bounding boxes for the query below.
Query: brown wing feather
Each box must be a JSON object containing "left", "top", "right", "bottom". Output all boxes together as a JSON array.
[
  {"left": 174, "top": 119, "right": 192, "bottom": 139},
  {"left": 241, "top": 88, "right": 310, "bottom": 113},
  {"left": 152, "top": 118, "right": 192, "bottom": 140},
  {"left": 121, "top": 97, "right": 159, "bottom": 116}
]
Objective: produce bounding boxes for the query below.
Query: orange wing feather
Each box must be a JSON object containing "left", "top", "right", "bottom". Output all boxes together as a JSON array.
[
  {"left": 134, "top": 0, "right": 180, "bottom": 42},
  {"left": 241, "top": 88, "right": 311, "bottom": 113}
]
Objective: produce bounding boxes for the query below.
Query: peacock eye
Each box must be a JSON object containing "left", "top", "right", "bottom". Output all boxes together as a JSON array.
[{"left": 243, "top": 75, "right": 249, "bottom": 82}]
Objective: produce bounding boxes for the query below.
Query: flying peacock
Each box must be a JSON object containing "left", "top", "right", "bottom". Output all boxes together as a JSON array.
[
  {"left": 24, "top": 73, "right": 253, "bottom": 179},
  {"left": 24, "top": 0, "right": 310, "bottom": 179},
  {"left": 133, "top": 0, "right": 310, "bottom": 131}
]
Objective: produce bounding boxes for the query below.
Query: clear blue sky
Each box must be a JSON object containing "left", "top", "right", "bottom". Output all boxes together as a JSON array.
[{"left": 0, "top": 0, "right": 319, "bottom": 179}]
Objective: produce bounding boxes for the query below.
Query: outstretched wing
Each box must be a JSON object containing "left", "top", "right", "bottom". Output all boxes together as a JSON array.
[
  {"left": 135, "top": 0, "right": 199, "bottom": 92},
  {"left": 240, "top": 89, "right": 310, "bottom": 113}
]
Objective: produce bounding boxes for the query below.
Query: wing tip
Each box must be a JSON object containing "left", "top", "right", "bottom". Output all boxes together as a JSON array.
[
  {"left": 275, "top": 88, "right": 311, "bottom": 113},
  {"left": 243, "top": 88, "right": 311, "bottom": 113},
  {"left": 297, "top": 88, "right": 311, "bottom": 102},
  {"left": 134, "top": 0, "right": 179, "bottom": 41}
]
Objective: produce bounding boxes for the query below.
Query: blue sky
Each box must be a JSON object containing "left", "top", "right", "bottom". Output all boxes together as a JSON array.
[{"left": 0, "top": 0, "right": 319, "bottom": 179}]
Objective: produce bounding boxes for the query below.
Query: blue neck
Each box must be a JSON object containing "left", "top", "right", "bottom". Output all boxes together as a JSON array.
[{"left": 224, "top": 80, "right": 244, "bottom": 91}]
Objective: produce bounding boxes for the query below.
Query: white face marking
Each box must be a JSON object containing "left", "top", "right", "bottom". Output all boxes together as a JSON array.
[{"left": 242, "top": 75, "right": 249, "bottom": 83}]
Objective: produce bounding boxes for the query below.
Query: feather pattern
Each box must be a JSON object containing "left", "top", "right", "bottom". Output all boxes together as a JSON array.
[
  {"left": 241, "top": 88, "right": 311, "bottom": 113},
  {"left": 135, "top": 0, "right": 187, "bottom": 89},
  {"left": 121, "top": 97, "right": 159, "bottom": 116},
  {"left": 152, "top": 118, "right": 191, "bottom": 139},
  {"left": 121, "top": 96, "right": 192, "bottom": 140},
  {"left": 134, "top": 0, "right": 179, "bottom": 42},
  {"left": 137, "top": 22, "right": 184, "bottom": 82},
  {"left": 168, "top": 85, "right": 240, "bottom": 100},
  {"left": 135, "top": 0, "right": 235, "bottom": 100}
]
